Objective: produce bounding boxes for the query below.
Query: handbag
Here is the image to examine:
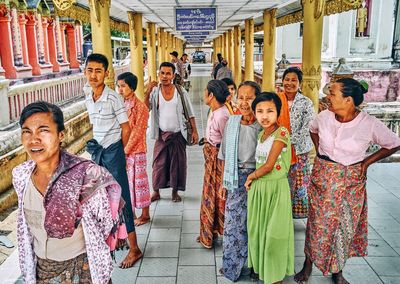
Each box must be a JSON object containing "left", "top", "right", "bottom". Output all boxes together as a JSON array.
[{"left": 175, "top": 84, "right": 194, "bottom": 146}]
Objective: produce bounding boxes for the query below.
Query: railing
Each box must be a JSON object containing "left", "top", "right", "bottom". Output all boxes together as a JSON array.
[
  {"left": 7, "top": 74, "right": 86, "bottom": 123},
  {"left": 364, "top": 102, "right": 400, "bottom": 137},
  {"left": 5, "top": 64, "right": 132, "bottom": 124}
]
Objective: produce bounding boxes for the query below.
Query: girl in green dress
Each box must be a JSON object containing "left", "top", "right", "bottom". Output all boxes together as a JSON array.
[{"left": 245, "top": 92, "right": 294, "bottom": 284}]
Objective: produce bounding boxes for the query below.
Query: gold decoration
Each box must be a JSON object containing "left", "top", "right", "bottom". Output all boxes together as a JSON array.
[
  {"left": 251, "top": 0, "right": 363, "bottom": 30},
  {"left": 52, "top": 0, "right": 75, "bottom": 11},
  {"left": 89, "top": 0, "right": 101, "bottom": 23},
  {"left": 127, "top": 12, "right": 137, "bottom": 46},
  {"left": 54, "top": 3, "right": 128, "bottom": 32},
  {"left": 302, "top": 65, "right": 322, "bottom": 91},
  {"left": 313, "top": 0, "right": 325, "bottom": 19}
]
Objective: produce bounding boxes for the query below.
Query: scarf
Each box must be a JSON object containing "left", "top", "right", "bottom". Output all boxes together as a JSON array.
[
  {"left": 277, "top": 92, "right": 298, "bottom": 165},
  {"left": 223, "top": 115, "right": 242, "bottom": 191}
]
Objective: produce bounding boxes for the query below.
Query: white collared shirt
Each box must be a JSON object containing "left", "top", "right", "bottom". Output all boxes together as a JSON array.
[{"left": 85, "top": 85, "right": 128, "bottom": 148}]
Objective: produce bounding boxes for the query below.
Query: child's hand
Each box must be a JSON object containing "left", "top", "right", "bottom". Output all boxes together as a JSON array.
[{"left": 245, "top": 177, "right": 253, "bottom": 191}]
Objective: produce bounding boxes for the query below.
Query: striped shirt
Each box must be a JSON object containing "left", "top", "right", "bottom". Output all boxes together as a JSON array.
[{"left": 85, "top": 85, "right": 128, "bottom": 148}]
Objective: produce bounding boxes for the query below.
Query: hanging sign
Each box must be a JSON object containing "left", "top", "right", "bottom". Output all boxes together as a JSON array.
[
  {"left": 175, "top": 7, "right": 217, "bottom": 31},
  {"left": 181, "top": 31, "right": 210, "bottom": 36}
]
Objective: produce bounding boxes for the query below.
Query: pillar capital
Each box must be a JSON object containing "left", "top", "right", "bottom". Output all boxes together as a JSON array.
[
  {"left": 301, "top": 0, "right": 325, "bottom": 111},
  {"left": 0, "top": 3, "right": 9, "bottom": 18}
]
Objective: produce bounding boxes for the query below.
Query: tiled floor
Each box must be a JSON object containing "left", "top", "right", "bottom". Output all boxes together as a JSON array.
[{"left": 1, "top": 64, "right": 400, "bottom": 283}]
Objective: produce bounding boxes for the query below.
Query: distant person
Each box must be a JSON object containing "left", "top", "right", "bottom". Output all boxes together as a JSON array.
[
  {"left": 246, "top": 92, "right": 294, "bottom": 283},
  {"left": 198, "top": 80, "right": 230, "bottom": 249},
  {"left": 84, "top": 53, "right": 142, "bottom": 268},
  {"left": 221, "top": 77, "right": 240, "bottom": 114},
  {"left": 144, "top": 62, "right": 199, "bottom": 202},
  {"left": 117, "top": 72, "right": 151, "bottom": 226},
  {"left": 212, "top": 53, "right": 223, "bottom": 79},
  {"left": 295, "top": 78, "right": 400, "bottom": 284},
  {"left": 170, "top": 51, "right": 185, "bottom": 80},
  {"left": 14, "top": 101, "right": 125, "bottom": 283},
  {"left": 181, "top": 53, "right": 191, "bottom": 79},
  {"left": 216, "top": 59, "right": 233, "bottom": 80}
]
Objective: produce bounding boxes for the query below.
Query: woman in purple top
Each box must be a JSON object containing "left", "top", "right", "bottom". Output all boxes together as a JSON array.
[{"left": 198, "top": 80, "right": 231, "bottom": 248}]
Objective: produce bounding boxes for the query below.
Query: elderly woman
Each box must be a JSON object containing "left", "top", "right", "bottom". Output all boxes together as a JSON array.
[
  {"left": 218, "top": 81, "right": 261, "bottom": 281},
  {"left": 295, "top": 78, "right": 400, "bottom": 284},
  {"left": 278, "top": 67, "right": 314, "bottom": 219},
  {"left": 198, "top": 80, "right": 231, "bottom": 249},
  {"left": 13, "top": 101, "right": 125, "bottom": 283}
]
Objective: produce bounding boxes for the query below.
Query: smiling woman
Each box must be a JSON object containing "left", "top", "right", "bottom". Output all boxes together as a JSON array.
[{"left": 13, "top": 101, "right": 126, "bottom": 283}]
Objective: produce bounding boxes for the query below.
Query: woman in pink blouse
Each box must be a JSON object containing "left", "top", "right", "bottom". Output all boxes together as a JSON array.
[
  {"left": 117, "top": 72, "right": 151, "bottom": 229},
  {"left": 198, "top": 80, "right": 231, "bottom": 248},
  {"left": 295, "top": 78, "right": 400, "bottom": 284}
]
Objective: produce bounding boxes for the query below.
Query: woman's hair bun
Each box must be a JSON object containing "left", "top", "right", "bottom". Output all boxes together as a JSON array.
[{"left": 359, "top": 80, "right": 369, "bottom": 94}]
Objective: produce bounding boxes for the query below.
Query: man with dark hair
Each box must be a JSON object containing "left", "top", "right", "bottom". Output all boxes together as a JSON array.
[
  {"left": 84, "top": 53, "right": 143, "bottom": 269},
  {"left": 145, "top": 62, "right": 199, "bottom": 202},
  {"left": 170, "top": 51, "right": 185, "bottom": 79},
  {"left": 212, "top": 53, "right": 224, "bottom": 79}
]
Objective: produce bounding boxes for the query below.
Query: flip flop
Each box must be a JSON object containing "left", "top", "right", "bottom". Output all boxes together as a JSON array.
[{"left": 0, "top": 235, "right": 14, "bottom": 248}]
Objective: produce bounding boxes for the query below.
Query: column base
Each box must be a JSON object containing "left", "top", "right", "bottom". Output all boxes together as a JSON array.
[
  {"left": 3, "top": 65, "right": 33, "bottom": 79},
  {"left": 51, "top": 61, "right": 70, "bottom": 72},
  {"left": 38, "top": 63, "right": 54, "bottom": 76}
]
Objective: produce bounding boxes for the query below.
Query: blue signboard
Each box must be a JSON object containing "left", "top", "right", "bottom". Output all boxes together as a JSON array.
[
  {"left": 175, "top": 7, "right": 217, "bottom": 31},
  {"left": 181, "top": 31, "right": 209, "bottom": 36}
]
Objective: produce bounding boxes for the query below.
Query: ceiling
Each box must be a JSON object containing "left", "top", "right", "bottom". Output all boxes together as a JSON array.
[{"left": 77, "top": 0, "right": 300, "bottom": 42}]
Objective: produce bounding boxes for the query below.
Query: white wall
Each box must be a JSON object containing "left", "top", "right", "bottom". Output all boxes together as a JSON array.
[{"left": 274, "top": 0, "right": 396, "bottom": 67}]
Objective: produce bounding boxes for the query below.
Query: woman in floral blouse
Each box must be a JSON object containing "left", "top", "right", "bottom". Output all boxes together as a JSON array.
[{"left": 278, "top": 67, "right": 315, "bottom": 219}]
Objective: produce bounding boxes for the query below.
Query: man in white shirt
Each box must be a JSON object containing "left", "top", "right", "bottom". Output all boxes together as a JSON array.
[
  {"left": 145, "top": 62, "right": 199, "bottom": 202},
  {"left": 84, "top": 53, "right": 142, "bottom": 269}
]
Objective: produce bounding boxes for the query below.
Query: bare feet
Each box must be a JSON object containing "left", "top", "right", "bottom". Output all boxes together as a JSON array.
[
  {"left": 332, "top": 271, "right": 349, "bottom": 284},
  {"left": 151, "top": 190, "right": 160, "bottom": 202},
  {"left": 134, "top": 207, "right": 151, "bottom": 226},
  {"left": 134, "top": 216, "right": 150, "bottom": 226},
  {"left": 172, "top": 190, "right": 182, "bottom": 202},
  {"left": 294, "top": 257, "right": 312, "bottom": 283},
  {"left": 119, "top": 248, "right": 143, "bottom": 269}
]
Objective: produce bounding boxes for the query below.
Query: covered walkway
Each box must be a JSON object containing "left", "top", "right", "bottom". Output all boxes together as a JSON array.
[{"left": 1, "top": 64, "right": 400, "bottom": 283}]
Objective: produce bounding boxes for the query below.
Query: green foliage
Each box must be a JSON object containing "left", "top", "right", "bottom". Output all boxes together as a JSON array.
[{"left": 111, "top": 30, "right": 129, "bottom": 39}]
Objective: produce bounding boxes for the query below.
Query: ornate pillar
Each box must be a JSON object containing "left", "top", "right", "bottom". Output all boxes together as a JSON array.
[
  {"left": 217, "top": 36, "right": 222, "bottom": 58},
  {"left": 25, "top": 12, "right": 41, "bottom": 75},
  {"left": 9, "top": 6, "right": 23, "bottom": 67},
  {"left": 228, "top": 29, "right": 234, "bottom": 74},
  {"left": 47, "top": 18, "right": 61, "bottom": 72},
  {"left": 0, "top": 5, "right": 17, "bottom": 78},
  {"left": 89, "top": 0, "right": 114, "bottom": 87},
  {"left": 168, "top": 32, "right": 173, "bottom": 56},
  {"left": 66, "top": 24, "right": 80, "bottom": 68},
  {"left": 35, "top": 13, "right": 46, "bottom": 64},
  {"left": 262, "top": 9, "right": 277, "bottom": 92},
  {"left": 54, "top": 16, "right": 65, "bottom": 63},
  {"left": 75, "top": 21, "right": 83, "bottom": 62},
  {"left": 18, "top": 13, "right": 30, "bottom": 66},
  {"left": 164, "top": 31, "right": 171, "bottom": 61},
  {"left": 146, "top": 22, "right": 157, "bottom": 81},
  {"left": 41, "top": 17, "right": 50, "bottom": 64},
  {"left": 244, "top": 18, "right": 254, "bottom": 81},
  {"left": 233, "top": 25, "right": 242, "bottom": 86},
  {"left": 128, "top": 12, "right": 144, "bottom": 99},
  {"left": 212, "top": 39, "right": 217, "bottom": 62},
  {"left": 60, "top": 24, "right": 68, "bottom": 63},
  {"left": 222, "top": 32, "right": 227, "bottom": 59},
  {"left": 157, "top": 27, "right": 164, "bottom": 64},
  {"left": 302, "top": 0, "right": 325, "bottom": 110}
]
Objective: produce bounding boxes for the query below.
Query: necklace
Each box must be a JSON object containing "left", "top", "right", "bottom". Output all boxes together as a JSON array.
[{"left": 261, "top": 124, "right": 279, "bottom": 142}]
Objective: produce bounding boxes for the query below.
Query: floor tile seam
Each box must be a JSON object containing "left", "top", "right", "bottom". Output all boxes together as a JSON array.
[
  {"left": 369, "top": 230, "right": 400, "bottom": 257},
  {"left": 137, "top": 199, "right": 158, "bottom": 276},
  {"left": 364, "top": 255, "right": 400, "bottom": 278}
]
